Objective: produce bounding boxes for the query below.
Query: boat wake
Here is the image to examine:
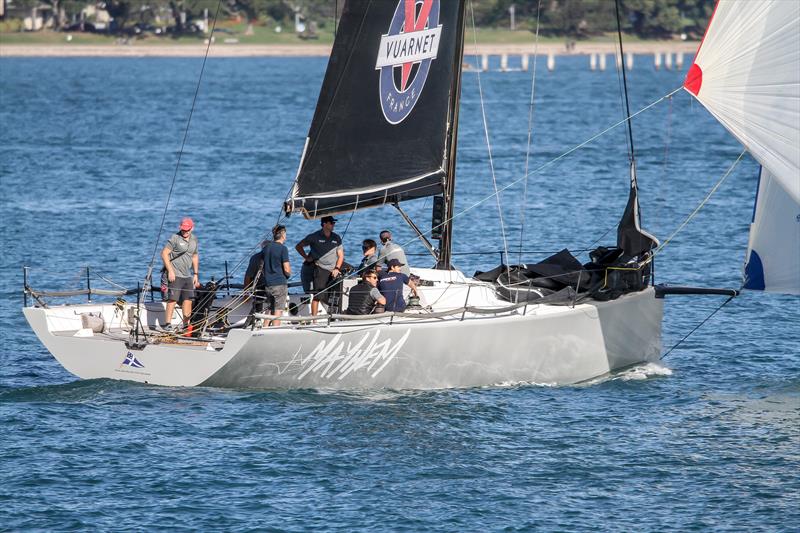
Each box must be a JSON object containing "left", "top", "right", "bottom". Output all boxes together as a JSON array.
[{"left": 586, "top": 362, "right": 673, "bottom": 386}]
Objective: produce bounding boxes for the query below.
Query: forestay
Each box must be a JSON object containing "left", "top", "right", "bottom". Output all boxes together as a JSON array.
[
  {"left": 684, "top": 0, "right": 800, "bottom": 294},
  {"left": 285, "top": 0, "right": 466, "bottom": 218}
]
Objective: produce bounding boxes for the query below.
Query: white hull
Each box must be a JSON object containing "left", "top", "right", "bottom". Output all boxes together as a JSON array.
[{"left": 23, "top": 269, "right": 662, "bottom": 389}]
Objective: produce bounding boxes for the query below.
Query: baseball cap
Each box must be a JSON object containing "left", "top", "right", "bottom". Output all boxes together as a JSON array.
[
  {"left": 320, "top": 216, "right": 338, "bottom": 224},
  {"left": 386, "top": 258, "right": 405, "bottom": 268},
  {"left": 180, "top": 217, "right": 194, "bottom": 231}
]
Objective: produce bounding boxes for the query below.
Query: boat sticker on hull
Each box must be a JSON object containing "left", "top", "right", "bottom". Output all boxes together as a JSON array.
[
  {"left": 115, "top": 351, "right": 151, "bottom": 377},
  {"left": 376, "top": 0, "right": 441, "bottom": 124},
  {"left": 296, "top": 329, "right": 411, "bottom": 380},
  {"left": 122, "top": 351, "right": 145, "bottom": 368}
]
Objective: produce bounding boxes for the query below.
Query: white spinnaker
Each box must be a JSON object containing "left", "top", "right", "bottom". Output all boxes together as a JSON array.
[
  {"left": 685, "top": 0, "right": 800, "bottom": 294},
  {"left": 684, "top": 0, "right": 799, "bottom": 203},
  {"left": 744, "top": 167, "right": 800, "bottom": 295}
]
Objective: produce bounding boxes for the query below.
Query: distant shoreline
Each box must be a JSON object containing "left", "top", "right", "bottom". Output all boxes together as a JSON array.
[{"left": 0, "top": 41, "right": 699, "bottom": 58}]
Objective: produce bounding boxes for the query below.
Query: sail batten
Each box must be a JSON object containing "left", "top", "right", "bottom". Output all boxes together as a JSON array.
[{"left": 285, "top": 0, "right": 466, "bottom": 219}]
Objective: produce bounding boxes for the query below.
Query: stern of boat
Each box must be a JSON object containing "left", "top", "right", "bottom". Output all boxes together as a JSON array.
[{"left": 23, "top": 304, "right": 252, "bottom": 386}]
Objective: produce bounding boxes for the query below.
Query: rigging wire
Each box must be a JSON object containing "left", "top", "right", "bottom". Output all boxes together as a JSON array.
[
  {"left": 143, "top": 0, "right": 224, "bottom": 291},
  {"left": 651, "top": 149, "right": 747, "bottom": 258},
  {"left": 468, "top": 0, "right": 510, "bottom": 268},
  {"left": 656, "top": 94, "right": 675, "bottom": 231},
  {"left": 280, "top": 87, "right": 683, "bottom": 256},
  {"left": 614, "top": 0, "right": 636, "bottom": 162},
  {"left": 431, "top": 87, "right": 683, "bottom": 246},
  {"left": 660, "top": 291, "right": 738, "bottom": 360},
  {"left": 517, "top": 0, "right": 542, "bottom": 265}
]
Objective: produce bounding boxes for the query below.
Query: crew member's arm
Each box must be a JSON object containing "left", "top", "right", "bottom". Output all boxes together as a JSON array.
[
  {"left": 332, "top": 246, "right": 344, "bottom": 278},
  {"left": 192, "top": 253, "right": 199, "bottom": 287},
  {"left": 161, "top": 245, "right": 175, "bottom": 282},
  {"left": 371, "top": 288, "right": 387, "bottom": 306},
  {"left": 407, "top": 278, "right": 418, "bottom": 297},
  {"left": 295, "top": 239, "right": 313, "bottom": 262},
  {"left": 282, "top": 246, "right": 291, "bottom": 278}
]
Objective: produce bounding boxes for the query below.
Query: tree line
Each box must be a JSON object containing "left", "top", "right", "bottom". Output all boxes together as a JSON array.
[{"left": 7, "top": 0, "right": 715, "bottom": 39}]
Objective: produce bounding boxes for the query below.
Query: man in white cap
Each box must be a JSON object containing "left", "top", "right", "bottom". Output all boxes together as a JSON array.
[{"left": 161, "top": 217, "right": 200, "bottom": 333}]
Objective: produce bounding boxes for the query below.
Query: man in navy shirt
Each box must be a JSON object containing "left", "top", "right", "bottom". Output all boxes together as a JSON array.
[
  {"left": 262, "top": 224, "right": 291, "bottom": 326},
  {"left": 378, "top": 259, "right": 418, "bottom": 312}
]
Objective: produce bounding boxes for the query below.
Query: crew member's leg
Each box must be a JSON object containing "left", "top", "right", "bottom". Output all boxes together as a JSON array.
[
  {"left": 311, "top": 268, "right": 332, "bottom": 316},
  {"left": 164, "top": 299, "right": 177, "bottom": 327},
  {"left": 181, "top": 277, "right": 196, "bottom": 333},
  {"left": 267, "top": 285, "right": 287, "bottom": 326}
]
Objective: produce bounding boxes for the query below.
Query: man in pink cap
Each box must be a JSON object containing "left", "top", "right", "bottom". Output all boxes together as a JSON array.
[{"left": 160, "top": 217, "right": 200, "bottom": 333}]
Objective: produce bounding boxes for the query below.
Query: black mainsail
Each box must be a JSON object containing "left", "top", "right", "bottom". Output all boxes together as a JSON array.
[{"left": 284, "top": 0, "right": 466, "bottom": 221}]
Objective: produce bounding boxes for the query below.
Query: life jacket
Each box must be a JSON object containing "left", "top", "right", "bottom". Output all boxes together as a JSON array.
[{"left": 346, "top": 281, "right": 377, "bottom": 315}]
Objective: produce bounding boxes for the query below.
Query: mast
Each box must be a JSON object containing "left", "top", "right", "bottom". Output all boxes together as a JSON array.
[{"left": 436, "top": 1, "right": 467, "bottom": 270}]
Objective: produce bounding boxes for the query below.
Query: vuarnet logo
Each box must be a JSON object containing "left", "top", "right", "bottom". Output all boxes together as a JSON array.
[{"left": 376, "top": 0, "right": 442, "bottom": 124}]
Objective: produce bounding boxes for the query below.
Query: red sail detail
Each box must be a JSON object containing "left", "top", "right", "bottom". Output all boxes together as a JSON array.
[
  {"left": 400, "top": 0, "right": 434, "bottom": 91},
  {"left": 684, "top": 63, "right": 703, "bottom": 96}
]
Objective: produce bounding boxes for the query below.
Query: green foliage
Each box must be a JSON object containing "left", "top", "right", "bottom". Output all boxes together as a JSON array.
[
  {"left": 469, "top": 0, "right": 715, "bottom": 38},
  {"left": 1, "top": 0, "right": 716, "bottom": 39}
]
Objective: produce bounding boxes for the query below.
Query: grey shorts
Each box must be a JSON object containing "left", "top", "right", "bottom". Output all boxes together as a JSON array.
[
  {"left": 264, "top": 284, "right": 288, "bottom": 313},
  {"left": 167, "top": 276, "right": 194, "bottom": 303}
]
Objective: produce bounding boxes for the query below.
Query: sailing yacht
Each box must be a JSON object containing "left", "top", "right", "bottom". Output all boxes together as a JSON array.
[{"left": 23, "top": 0, "right": 799, "bottom": 389}]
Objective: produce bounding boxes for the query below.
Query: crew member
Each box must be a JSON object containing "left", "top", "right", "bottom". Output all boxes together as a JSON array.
[
  {"left": 262, "top": 225, "right": 291, "bottom": 326},
  {"left": 161, "top": 217, "right": 199, "bottom": 333},
  {"left": 378, "top": 230, "right": 410, "bottom": 276},
  {"left": 295, "top": 215, "right": 344, "bottom": 315},
  {"left": 244, "top": 240, "right": 268, "bottom": 317},
  {"left": 346, "top": 269, "right": 386, "bottom": 315},
  {"left": 358, "top": 239, "right": 380, "bottom": 274},
  {"left": 378, "top": 259, "right": 417, "bottom": 313}
]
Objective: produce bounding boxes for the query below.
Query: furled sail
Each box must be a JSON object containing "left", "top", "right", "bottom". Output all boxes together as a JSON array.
[
  {"left": 684, "top": 0, "right": 800, "bottom": 294},
  {"left": 617, "top": 161, "right": 659, "bottom": 258},
  {"left": 285, "top": 0, "right": 466, "bottom": 218}
]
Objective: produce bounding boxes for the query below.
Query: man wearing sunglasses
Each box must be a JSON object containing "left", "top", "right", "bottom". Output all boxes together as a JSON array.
[
  {"left": 295, "top": 215, "right": 344, "bottom": 315},
  {"left": 161, "top": 217, "right": 200, "bottom": 333},
  {"left": 345, "top": 269, "right": 386, "bottom": 315},
  {"left": 358, "top": 239, "right": 380, "bottom": 274}
]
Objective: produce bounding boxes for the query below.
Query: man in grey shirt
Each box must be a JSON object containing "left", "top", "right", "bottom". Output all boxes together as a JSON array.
[
  {"left": 295, "top": 216, "right": 344, "bottom": 315},
  {"left": 378, "top": 230, "right": 410, "bottom": 276},
  {"left": 161, "top": 217, "right": 199, "bottom": 333}
]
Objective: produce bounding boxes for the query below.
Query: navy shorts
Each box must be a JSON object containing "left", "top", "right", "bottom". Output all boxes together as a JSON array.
[{"left": 167, "top": 276, "right": 195, "bottom": 303}]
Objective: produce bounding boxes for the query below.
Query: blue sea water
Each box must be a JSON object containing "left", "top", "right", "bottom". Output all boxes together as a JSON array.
[{"left": 1, "top": 55, "right": 798, "bottom": 531}]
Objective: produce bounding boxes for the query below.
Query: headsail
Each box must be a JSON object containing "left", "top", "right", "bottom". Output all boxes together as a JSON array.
[
  {"left": 285, "top": 0, "right": 466, "bottom": 219},
  {"left": 744, "top": 167, "right": 800, "bottom": 294},
  {"left": 685, "top": 0, "right": 800, "bottom": 294}
]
